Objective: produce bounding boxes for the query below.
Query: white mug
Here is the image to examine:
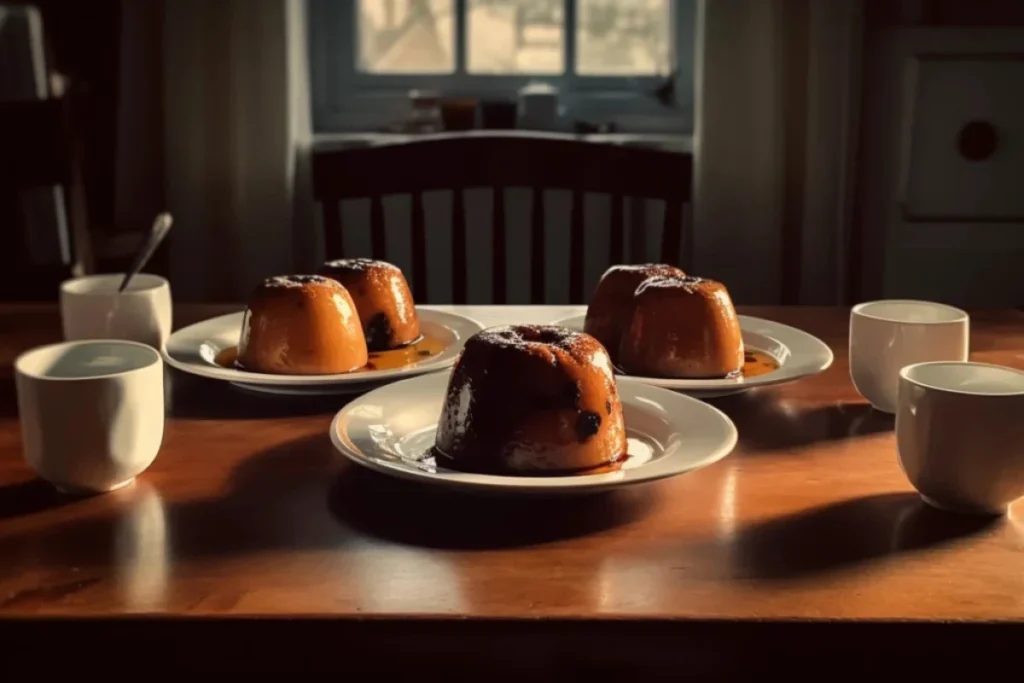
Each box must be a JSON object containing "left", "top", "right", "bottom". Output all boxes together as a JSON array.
[
  {"left": 61, "top": 273, "right": 172, "bottom": 350},
  {"left": 896, "top": 361, "right": 1024, "bottom": 515},
  {"left": 849, "top": 300, "right": 969, "bottom": 413},
  {"left": 15, "top": 340, "right": 165, "bottom": 494}
]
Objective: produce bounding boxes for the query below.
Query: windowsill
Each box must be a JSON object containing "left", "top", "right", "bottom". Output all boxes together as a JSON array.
[
  {"left": 311, "top": 130, "right": 694, "bottom": 154},
  {"left": 314, "top": 90, "right": 693, "bottom": 137}
]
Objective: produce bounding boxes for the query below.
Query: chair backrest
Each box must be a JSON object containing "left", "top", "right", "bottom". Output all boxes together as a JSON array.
[
  {"left": 0, "top": 5, "right": 90, "bottom": 300},
  {"left": 312, "top": 133, "right": 692, "bottom": 304}
]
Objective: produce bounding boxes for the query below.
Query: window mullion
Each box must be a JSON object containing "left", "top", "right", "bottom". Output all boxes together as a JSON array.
[
  {"left": 454, "top": 0, "right": 467, "bottom": 76},
  {"left": 564, "top": 0, "right": 577, "bottom": 80}
]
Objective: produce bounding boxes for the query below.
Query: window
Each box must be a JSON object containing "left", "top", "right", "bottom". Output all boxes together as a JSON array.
[{"left": 309, "top": 0, "right": 695, "bottom": 133}]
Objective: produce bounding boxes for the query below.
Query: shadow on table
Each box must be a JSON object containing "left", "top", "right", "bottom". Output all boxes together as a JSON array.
[
  {"left": 0, "top": 479, "right": 81, "bottom": 520},
  {"left": 669, "top": 492, "right": 1003, "bottom": 581},
  {"left": 0, "top": 430, "right": 651, "bottom": 588},
  {"left": 326, "top": 465, "right": 658, "bottom": 550},
  {"left": 167, "top": 372, "right": 353, "bottom": 419},
  {"left": 0, "top": 434, "right": 353, "bottom": 581},
  {"left": 711, "top": 391, "right": 893, "bottom": 452}
]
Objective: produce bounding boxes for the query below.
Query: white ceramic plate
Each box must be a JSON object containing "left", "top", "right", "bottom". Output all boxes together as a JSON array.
[
  {"left": 162, "top": 308, "right": 483, "bottom": 395},
  {"left": 330, "top": 372, "right": 737, "bottom": 495},
  {"left": 552, "top": 313, "right": 834, "bottom": 398}
]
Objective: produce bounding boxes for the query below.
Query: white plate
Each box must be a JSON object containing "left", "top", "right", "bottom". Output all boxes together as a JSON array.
[
  {"left": 162, "top": 308, "right": 483, "bottom": 395},
  {"left": 330, "top": 372, "right": 737, "bottom": 495},
  {"left": 552, "top": 314, "right": 834, "bottom": 398}
]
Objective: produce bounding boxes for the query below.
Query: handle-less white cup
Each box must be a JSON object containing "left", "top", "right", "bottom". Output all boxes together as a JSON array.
[
  {"left": 15, "top": 340, "right": 165, "bottom": 495},
  {"left": 849, "top": 300, "right": 969, "bottom": 413},
  {"left": 60, "top": 273, "right": 172, "bottom": 350},
  {"left": 896, "top": 361, "right": 1024, "bottom": 515}
]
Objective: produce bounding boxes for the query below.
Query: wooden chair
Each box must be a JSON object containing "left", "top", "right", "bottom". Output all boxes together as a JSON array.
[
  {"left": 0, "top": 4, "right": 91, "bottom": 301},
  {"left": 0, "top": 95, "right": 92, "bottom": 300},
  {"left": 312, "top": 133, "right": 692, "bottom": 304}
]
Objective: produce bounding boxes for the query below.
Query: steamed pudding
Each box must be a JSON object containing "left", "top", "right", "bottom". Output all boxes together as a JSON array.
[
  {"left": 237, "top": 275, "right": 368, "bottom": 374},
  {"left": 618, "top": 276, "right": 744, "bottom": 379},
  {"left": 584, "top": 263, "right": 686, "bottom": 363},
  {"left": 435, "top": 325, "right": 627, "bottom": 475},
  {"left": 319, "top": 258, "right": 420, "bottom": 351}
]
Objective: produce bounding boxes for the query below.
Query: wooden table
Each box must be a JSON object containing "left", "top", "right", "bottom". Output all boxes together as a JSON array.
[{"left": 2, "top": 304, "right": 1024, "bottom": 675}]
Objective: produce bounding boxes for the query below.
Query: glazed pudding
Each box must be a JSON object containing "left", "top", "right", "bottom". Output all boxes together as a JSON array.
[
  {"left": 237, "top": 274, "right": 368, "bottom": 374},
  {"left": 584, "top": 263, "right": 686, "bottom": 363},
  {"left": 618, "top": 276, "right": 744, "bottom": 379},
  {"left": 319, "top": 258, "right": 420, "bottom": 351},
  {"left": 435, "top": 325, "right": 627, "bottom": 475}
]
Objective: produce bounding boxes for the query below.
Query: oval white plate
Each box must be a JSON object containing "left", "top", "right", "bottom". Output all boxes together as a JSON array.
[
  {"left": 330, "top": 372, "right": 737, "bottom": 495},
  {"left": 552, "top": 314, "right": 833, "bottom": 398},
  {"left": 163, "top": 308, "right": 483, "bottom": 395}
]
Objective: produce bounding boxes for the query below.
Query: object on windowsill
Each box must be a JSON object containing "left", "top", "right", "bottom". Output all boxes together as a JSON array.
[
  {"left": 653, "top": 71, "right": 677, "bottom": 108},
  {"left": 480, "top": 99, "right": 517, "bottom": 130},
  {"left": 517, "top": 81, "right": 561, "bottom": 131},
  {"left": 573, "top": 121, "right": 618, "bottom": 135},
  {"left": 440, "top": 98, "right": 478, "bottom": 131},
  {"left": 407, "top": 89, "right": 442, "bottom": 133}
]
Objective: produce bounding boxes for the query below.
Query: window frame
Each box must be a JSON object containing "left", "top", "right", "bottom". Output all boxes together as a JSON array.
[{"left": 308, "top": 0, "right": 695, "bottom": 133}]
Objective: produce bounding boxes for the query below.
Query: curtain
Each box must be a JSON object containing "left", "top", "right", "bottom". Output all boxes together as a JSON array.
[
  {"left": 162, "top": 0, "right": 315, "bottom": 302},
  {"left": 692, "top": 0, "right": 864, "bottom": 304}
]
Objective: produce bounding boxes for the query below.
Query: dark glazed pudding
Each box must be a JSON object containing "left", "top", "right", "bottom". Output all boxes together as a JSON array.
[
  {"left": 319, "top": 258, "right": 420, "bottom": 352},
  {"left": 237, "top": 274, "right": 368, "bottom": 374},
  {"left": 584, "top": 263, "right": 686, "bottom": 364},
  {"left": 618, "top": 276, "right": 744, "bottom": 379},
  {"left": 435, "top": 325, "right": 627, "bottom": 475}
]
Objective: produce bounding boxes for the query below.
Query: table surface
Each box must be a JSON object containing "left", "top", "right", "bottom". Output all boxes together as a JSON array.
[{"left": 3, "top": 304, "right": 1024, "bottom": 670}]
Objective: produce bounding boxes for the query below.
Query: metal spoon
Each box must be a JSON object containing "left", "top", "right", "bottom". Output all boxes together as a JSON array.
[{"left": 118, "top": 212, "right": 173, "bottom": 293}]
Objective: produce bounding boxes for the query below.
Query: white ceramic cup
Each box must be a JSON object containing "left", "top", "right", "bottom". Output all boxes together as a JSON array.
[
  {"left": 849, "top": 300, "right": 969, "bottom": 413},
  {"left": 15, "top": 340, "right": 165, "bottom": 495},
  {"left": 60, "top": 273, "right": 172, "bottom": 350},
  {"left": 896, "top": 361, "right": 1024, "bottom": 515}
]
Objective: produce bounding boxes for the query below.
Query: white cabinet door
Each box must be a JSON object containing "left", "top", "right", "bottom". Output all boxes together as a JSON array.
[{"left": 860, "top": 28, "right": 1024, "bottom": 307}]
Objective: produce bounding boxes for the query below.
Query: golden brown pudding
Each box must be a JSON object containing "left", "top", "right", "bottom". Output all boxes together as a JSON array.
[
  {"left": 319, "top": 258, "right": 420, "bottom": 351},
  {"left": 619, "top": 276, "right": 744, "bottom": 379},
  {"left": 237, "top": 275, "right": 368, "bottom": 375},
  {"left": 435, "top": 325, "right": 627, "bottom": 475},
  {"left": 584, "top": 263, "right": 686, "bottom": 363}
]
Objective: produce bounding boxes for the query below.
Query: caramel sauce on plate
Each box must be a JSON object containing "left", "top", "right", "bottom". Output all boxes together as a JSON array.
[
  {"left": 743, "top": 349, "right": 780, "bottom": 378},
  {"left": 212, "top": 334, "right": 446, "bottom": 373},
  {"left": 612, "top": 349, "right": 780, "bottom": 380},
  {"left": 431, "top": 447, "right": 629, "bottom": 477}
]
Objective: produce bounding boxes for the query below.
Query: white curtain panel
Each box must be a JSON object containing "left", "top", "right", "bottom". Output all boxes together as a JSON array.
[
  {"left": 163, "top": 0, "right": 314, "bottom": 301},
  {"left": 692, "top": 0, "right": 863, "bottom": 304}
]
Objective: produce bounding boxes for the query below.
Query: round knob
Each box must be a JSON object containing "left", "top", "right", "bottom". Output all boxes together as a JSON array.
[{"left": 957, "top": 121, "right": 998, "bottom": 161}]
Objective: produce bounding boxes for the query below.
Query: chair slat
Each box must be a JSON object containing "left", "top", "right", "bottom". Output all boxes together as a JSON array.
[
  {"left": 370, "top": 196, "right": 386, "bottom": 260},
  {"left": 609, "top": 194, "right": 625, "bottom": 265},
  {"left": 662, "top": 199, "right": 683, "bottom": 267},
  {"left": 530, "top": 187, "right": 545, "bottom": 304},
  {"left": 569, "top": 189, "right": 585, "bottom": 304},
  {"left": 452, "top": 189, "right": 468, "bottom": 304},
  {"left": 411, "top": 192, "right": 428, "bottom": 300},
  {"left": 322, "top": 200, "right": 343, "bottom": 260},
  {"left": 492, "top": 187, "right": 507, "bottom": 305}
]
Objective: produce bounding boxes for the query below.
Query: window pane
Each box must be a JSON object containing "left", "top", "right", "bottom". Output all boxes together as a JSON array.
[
  {"left": 358, "top": 0, "right": 455, "bottom": 74},
  {"left": 577, "top": 0, "right": 671, "bottom": 76},
  {"left": 467, "top": 0, "right": 564, "bottom": 75}
]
